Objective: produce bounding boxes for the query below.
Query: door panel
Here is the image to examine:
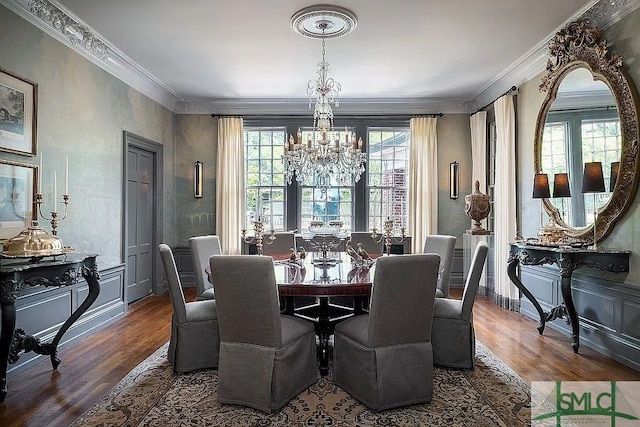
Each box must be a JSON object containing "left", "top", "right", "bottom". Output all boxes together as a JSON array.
[{"left": 126, "top": 146, "right": 154, "bottom": 303}]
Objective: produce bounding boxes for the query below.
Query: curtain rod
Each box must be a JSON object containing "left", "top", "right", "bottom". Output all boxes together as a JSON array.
[
  {"left": 211, "top": 113, "right": 444, "bottom": 119},
  {"left": 473, "top": 86, "right": 519, "bottom": 115}
]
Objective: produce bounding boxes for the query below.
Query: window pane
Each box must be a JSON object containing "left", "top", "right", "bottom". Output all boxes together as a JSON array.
[
  {"left": 244, "top": 127, "right": 287, "bottom": 231},
  {"left": 367, "top": 128, "right": 410, "bottom": 230}
]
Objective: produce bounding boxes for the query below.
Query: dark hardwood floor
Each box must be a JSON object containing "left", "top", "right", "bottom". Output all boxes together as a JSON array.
[{"left": 2, "top": 287, "right": 639, "bottom": 426}]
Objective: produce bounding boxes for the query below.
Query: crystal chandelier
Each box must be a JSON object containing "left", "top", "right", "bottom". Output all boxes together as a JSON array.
[{"left": 284, "top": 6, "right": 365, "bottom": 193}]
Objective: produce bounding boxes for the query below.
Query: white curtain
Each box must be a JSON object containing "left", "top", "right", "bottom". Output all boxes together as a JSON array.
[
  {"left": 470, "top": 111, "right": 487, "bottom": 196},
  {"left": 408, "top": 117, "right": 438, "bottom": 254},
  {"left": 493, "top": 95, "right": 519, "bottom": 310},
  {"left": 216, "top": 117, "right": 245, "bottom": 255}
]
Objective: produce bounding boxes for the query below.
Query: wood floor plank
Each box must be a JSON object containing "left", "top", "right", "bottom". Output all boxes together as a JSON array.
[{"left": 1, "top": 287, "right": 639, "bottom": 426}]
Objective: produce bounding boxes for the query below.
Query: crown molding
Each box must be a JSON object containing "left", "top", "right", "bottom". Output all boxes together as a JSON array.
[
  {"left": 0, "top": 0, "right": 179, "bottom": 111},
  {"left": 174, "top": 97, "right": 479, "bottom": 116},
  {"left": 3, "top": 0, "right": 639, "bottom": 115}
]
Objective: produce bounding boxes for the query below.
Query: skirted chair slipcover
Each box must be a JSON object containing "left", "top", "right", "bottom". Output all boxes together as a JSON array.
[
  {"left": 209, "top": 255, "right": 317, "bottom": 413},
  {"left": 423, "top": 234, "right": 457, "bottom": 298},
  {"left": 333, "top": 253, "right": 441, "bottom": 411},
  {"left": 159, "top": 244, "right": 220, "bottom": 373},
  {"left": 189, "top": 234, "right": 222, "bottom": 300},
  {"left": 431, "top": 241, "right": 489, "bottom": 369}
]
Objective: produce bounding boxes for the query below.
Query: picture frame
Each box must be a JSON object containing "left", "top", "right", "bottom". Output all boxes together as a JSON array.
[
  {"left": 0, "top": 68, "right": 37, "bottom": 156},
  {"left": 0, "top": 160, "right": 37, "bottom": 241}
]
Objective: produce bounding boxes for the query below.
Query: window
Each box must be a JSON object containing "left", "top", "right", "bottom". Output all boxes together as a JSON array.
[
  {"left": 244, "top": 127, "right": 287, "bottom": 231},
  {"left": 298, "top": 128, "right": 355, "bottom": 230},
  {"left": 366, "top": 128, "right": 410, "bottom": 231},
  {"left": 541, "top": 110, "right": 621, "bottom": 226},
  {"left": 244, "top": 118, "right": 410, "bottom": 233}
]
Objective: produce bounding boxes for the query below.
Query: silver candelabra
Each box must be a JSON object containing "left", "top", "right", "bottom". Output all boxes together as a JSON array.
[
  {"left": 371, "top": 217, "right": 406, "bottom": 255},
  {"left": 241, "top": 215, "right": 275, "bottom": 255}
]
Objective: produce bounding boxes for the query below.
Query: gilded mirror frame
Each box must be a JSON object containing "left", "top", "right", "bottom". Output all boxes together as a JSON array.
[{"left": 534, "top": 20, "right": 640, "bottom": 243}]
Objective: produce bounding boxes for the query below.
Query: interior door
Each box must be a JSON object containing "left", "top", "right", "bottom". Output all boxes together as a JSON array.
[{"left": 126, "top": 145, "right": 154, "bottom": 303}]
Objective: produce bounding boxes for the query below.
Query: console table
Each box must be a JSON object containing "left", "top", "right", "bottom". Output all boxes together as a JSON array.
[
  {"left": 0, "top": 253, "right": 100, "bottom": 402},
  {"left": 507, "top": 243, "right": 629, "bottom": 353}
]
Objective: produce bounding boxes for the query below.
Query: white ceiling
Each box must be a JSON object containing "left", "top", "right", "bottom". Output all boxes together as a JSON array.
[{"left": 19, "top": 0, "right": 616, "bottom": 113}]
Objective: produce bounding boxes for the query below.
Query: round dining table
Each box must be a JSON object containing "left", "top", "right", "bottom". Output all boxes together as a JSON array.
[{"left": 207, "top": 252, "right": 377, "bottom": 376}]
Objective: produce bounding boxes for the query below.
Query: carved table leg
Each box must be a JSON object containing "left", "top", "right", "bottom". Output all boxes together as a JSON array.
[
  {"left": 0, "top": 300, "right": 17, "bottom": 403},
  {"left": 47, "top": 265, "right": 100, "bottom": 369},
  {"left": 317, "top": 298, "right": 331, "bottom": 376},
  {"left": 507, "top": 255, "right": 548, "bottom": 334},
  {"left": 559, "top": 267, "right": 580, "bottom": 353}
]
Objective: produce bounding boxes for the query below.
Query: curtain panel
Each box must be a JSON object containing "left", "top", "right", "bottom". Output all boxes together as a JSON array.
[
  {"left": 408, "top": 117, "right": 438, "bottom": 254},
  {"left": 216, "top": 117, "right": 245, "bottom": 255},
  {"left": 493, "top": 95, "right": 519, "bottom": 310}
]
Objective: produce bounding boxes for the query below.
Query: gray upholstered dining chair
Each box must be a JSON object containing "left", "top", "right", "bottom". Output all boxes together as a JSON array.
[
  {"left": 261, "top": 232, "right": 296, "bottom": 256},
  {"left": 431, "top": 241, "right": 488, "bottom": 369},
  {"left": 209, "top": 255, "right": 317, "bottom": 413},
  {"left": 189, "top": 234, "right": 222, "bottom": 300},
  {"left": 333, "top": 253, "right": 441, "bottom": 411},
  {"left": 159, "top": 244, "right": 220, "bottom": 373},
  {"left": 423, "top": 234, "right": 457, "bottom": 298}
]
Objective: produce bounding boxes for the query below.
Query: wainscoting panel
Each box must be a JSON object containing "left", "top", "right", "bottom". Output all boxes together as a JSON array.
[
  {"left": 7, "top": 264, "right": 126, "bottom": 377},
  {"left": 621, "top": 300, "right": 640, "bottom": 341},
  {"left": 519, "top": 265, "right": 640, "bottom": 372},
  {"left": 173, "top": 247, "right": 196, "bottom": 287}
]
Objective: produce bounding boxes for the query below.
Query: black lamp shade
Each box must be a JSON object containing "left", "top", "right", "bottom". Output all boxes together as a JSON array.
[
  {"left": 581, "top": 162, "right": 605, "bottom": 193},
  {"left": 532, "top": 173, "right": 550, "bottom": 199},
  {"left": 610, "top": 161, "right": 620, "bottom": 192},
  {"left": 552, "top": 173, "right": 571, "bottom": 198}
]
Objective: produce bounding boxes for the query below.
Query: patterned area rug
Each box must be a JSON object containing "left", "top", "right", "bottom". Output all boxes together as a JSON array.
[{"left": 73, "top": 341, "right": 530, "bottom": 426}]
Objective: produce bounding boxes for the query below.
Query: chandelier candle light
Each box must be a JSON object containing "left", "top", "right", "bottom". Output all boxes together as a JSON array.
[{"left": 284, "top": 5, "right": 365, "bottom": 193}]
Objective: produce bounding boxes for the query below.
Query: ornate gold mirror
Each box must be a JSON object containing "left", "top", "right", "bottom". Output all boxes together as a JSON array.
[{"left": 534, "top": 20, "right": 640, "bottom": 244}]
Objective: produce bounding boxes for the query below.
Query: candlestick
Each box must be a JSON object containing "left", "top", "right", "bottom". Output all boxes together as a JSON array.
[
  {"left": 53, "top": 171, "right": 57, "bottom": 212},
  {"left": 65, "top": 157, "right": 69, "bottom": 194},
  {"left": 39, "top": 154, "right": 43, "bottom": 194}
]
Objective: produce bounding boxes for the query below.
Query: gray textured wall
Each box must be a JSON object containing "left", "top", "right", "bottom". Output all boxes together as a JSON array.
[
  {"left": 436, "top": 114, "right": 473, "bottom": 247},
  {"left": 516, "top": 8, "right": 640, "bottom": 283},
  {"left": 0, "top": 5, "right": 177, "bottom": 269},
  {"left": 174, "top": 114, "right": 217, "bottom": 246}
]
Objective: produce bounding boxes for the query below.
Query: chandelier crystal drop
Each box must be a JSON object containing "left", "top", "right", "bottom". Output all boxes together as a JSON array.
[{"left": 284, "top": 6, "right": 365, "bottom": 193}]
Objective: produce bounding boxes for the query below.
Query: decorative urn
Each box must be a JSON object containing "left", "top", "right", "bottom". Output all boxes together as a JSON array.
[{"left": 464, "top": 181, "right": 491, "bottom": 235}]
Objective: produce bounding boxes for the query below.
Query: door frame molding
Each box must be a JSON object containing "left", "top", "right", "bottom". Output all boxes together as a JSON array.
[{"left": 122, "top": 131, "right": 165, "bottom": 299}]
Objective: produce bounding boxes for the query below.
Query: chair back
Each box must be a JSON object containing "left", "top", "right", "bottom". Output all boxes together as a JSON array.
[
  {"left": 189, "top": 235, "right": 222, "bottom": 295},
  {"left": 460, "top": 241, "right": 489, "bottom": 320},
  {"left": 350, "top": 232, "right": 383, "bottom": 255},
  {"left": 423, "top": 235, "right": 456, "bottom": 296},
  {"left": 368, "top": 254, "right": 440, "bottom": 347},
  {"left": 261, "top": 232, "right": 296, "bottom": 256},
  {"left": 159, "top": 244, "right": 187, "bottom": 324},
  {"left": 209, "top": 255, "right": 283, "bottom": 347}
]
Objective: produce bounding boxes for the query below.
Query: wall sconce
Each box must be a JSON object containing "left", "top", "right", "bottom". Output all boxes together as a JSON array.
[
  {"left": 449, "top": 161, "right": 459, "bottom": 199},
  {"left": 194, "top": 161, "right": 204, "bottom": 198}
]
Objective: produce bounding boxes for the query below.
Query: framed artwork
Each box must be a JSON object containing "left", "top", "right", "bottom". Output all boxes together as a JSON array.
[
  {"left": 0, "top": 160, "right": 36, "bottom": 241},
  {"left": 0, "top": 68, "right": 37, "bottom": 156}
]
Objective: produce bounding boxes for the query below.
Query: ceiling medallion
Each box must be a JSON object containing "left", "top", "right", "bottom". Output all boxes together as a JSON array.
[{"left": 290, "top": 5, "right": 357, "bottom": 39}]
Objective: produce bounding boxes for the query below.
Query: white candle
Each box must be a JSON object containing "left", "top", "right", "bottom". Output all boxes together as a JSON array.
[
  {"left": 53, "top": 171, "right": 57, "bottom": 212},
  {"left": 39, "top": 154, "right": 43, "bottom": 194},
  {"left": 65, "top": 157, "right": 69, "bottom": 195}
]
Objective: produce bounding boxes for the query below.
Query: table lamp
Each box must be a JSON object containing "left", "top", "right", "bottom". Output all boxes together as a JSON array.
[
  {"left": 553, "top": 172, "right": 571, "bottom": 219},
  {"left": 581, "top": 162, "right": 605, "bottom": 250},
  {"left": 532, "top": 173, "right": 550, "bottom": 230},
  {"left": 610, "top": 161, "right": 620, "bottom": 192}
]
